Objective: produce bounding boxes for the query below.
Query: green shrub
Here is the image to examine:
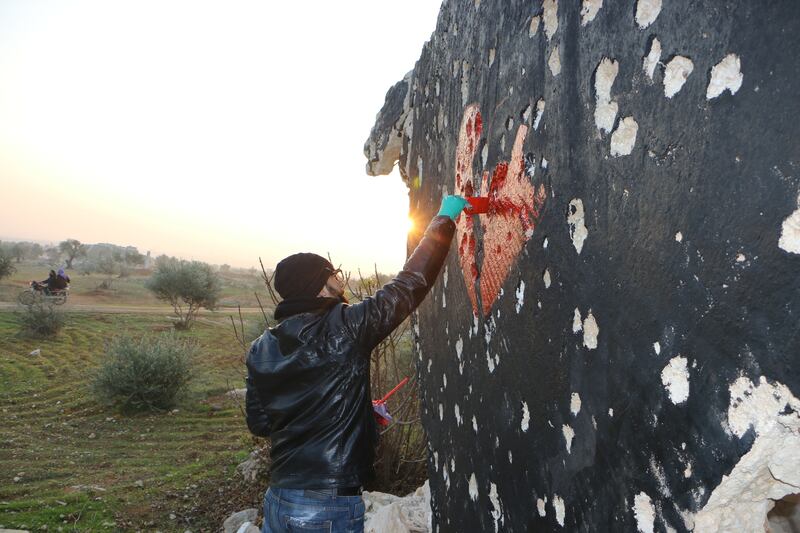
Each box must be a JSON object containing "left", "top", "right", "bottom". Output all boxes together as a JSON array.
[
  {"left": 146, "top": 259, "right": 221, "bottom": 329},
  {"left": 0, "top": 249, "right": 15, "bottom": 280},
  {"left": 18, "top": 302, "right": 65, "bottom": 337},
  {"left": 92, "top": 334, "right": 195, "bottom": 412}
]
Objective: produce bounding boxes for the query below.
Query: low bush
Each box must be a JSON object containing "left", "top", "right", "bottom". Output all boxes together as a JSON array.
[
  {"left": 92, "top": 333, "right": 195, "bottom": 412},
  {"left": 18, "top": 302, "right": 65, "bottom": 338}
]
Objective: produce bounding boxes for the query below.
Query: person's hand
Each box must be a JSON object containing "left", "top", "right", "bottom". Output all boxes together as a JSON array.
[{"left": 437, "top": 195, "right": 469, "bottom": 221}]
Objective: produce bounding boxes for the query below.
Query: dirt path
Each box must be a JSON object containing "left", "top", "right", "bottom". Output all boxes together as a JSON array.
[{"left": 0, "top": 302, "right": 266, "bottom": 315}]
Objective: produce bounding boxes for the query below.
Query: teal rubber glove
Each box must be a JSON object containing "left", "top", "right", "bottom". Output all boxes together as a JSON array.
[{"left": 437, "top": 195, "right": 469, "bottom": 221}]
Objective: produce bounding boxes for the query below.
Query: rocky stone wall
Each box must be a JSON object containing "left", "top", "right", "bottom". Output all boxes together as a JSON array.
[{"left": 366, "top": 1, "right": 800, "bottom": 531}]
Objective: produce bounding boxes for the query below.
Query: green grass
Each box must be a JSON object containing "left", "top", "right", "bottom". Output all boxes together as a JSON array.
[{"left": 0, "top": 311, "right": 266, "bottom": 532}]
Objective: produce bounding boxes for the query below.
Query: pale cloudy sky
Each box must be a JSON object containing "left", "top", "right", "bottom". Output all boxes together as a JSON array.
[{"left": 0, "top": 0, "right": 443, "bottom": 272}]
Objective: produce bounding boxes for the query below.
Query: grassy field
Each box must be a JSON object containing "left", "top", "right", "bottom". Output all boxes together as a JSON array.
[
  {"left": 0, "top": 310, "right": 268, "bottom": 532},
  {"left": 0, "top": 261, "right": 268, "bottom": 310}
]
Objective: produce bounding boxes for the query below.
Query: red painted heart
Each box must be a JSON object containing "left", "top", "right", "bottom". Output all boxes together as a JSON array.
[{"left": 454, "top": 104, "right": 548, "bottom": 317}]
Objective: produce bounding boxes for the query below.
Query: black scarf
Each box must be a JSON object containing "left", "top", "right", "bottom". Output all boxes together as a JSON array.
[{"left": 274, "top": 296, "right": 343, "bottom": 321}]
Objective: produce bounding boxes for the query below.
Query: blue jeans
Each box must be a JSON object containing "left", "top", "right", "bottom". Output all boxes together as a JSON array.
[{"left": 262, "top": 487, "right": 365, "bottom": 533}]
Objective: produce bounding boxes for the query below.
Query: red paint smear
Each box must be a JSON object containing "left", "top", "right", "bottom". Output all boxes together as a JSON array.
[
  {"left": 454, "top": 105, "right": 482, "bottom": 315},
  {"left": 454, "top": 106, "right": 548, "bottom": 318}
]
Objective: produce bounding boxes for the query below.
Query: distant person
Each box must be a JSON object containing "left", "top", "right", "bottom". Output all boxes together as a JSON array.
[
  {"left": 55, "top": 268, "right": 71, "bottom": 289},
  {"left": 245, "top": 196, "right": 469, "bottom": 533},
  {"left": 34, "top": 268, "right": 69, "bottom": 294}
]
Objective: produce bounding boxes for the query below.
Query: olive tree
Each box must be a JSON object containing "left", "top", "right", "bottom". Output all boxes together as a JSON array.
[
  {"left": 59, "top": 239, "right": 87, "bottom": 269},
  {"left": 0, "top": 250, "right": 15, "bottom": 280},
  {"left": 146, "top": 259, "right": 221, "bottom": 329}
]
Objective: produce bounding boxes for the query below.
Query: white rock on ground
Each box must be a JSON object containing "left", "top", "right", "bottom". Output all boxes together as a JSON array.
[
  {"left": 364, "top": 481, "right": 431, "bottom": 533},
  {"left": 223, "top": 509, "right": 258, "bottom": 533},
  {"left": 227, "top": 388, "right": 247, "bottom": 401},
  {"left": 237, "top": 448, "right": 269, "bottom": 483}
]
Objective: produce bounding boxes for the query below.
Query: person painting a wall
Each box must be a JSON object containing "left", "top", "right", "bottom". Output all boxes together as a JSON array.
[{"left": 245, "top": 195, "right": 469, "bottom": 533}]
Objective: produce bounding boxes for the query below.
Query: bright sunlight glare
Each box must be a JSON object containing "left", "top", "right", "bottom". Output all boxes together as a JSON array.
[{"left": 0, "top": 0, "right": 443, "bottom": 273}]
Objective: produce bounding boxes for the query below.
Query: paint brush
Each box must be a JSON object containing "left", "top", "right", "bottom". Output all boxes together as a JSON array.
[{"left": 465, "top": 196, "right": 490, "bottom": 215}]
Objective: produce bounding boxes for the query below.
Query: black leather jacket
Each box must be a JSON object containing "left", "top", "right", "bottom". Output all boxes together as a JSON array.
[{"left": 245, "top": 215, "right": 455, "bottom": 488}]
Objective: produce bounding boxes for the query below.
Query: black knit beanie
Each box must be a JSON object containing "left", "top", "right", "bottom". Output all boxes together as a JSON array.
[{"left": 273, "top": 253, "right": 334, "bottom": 300}]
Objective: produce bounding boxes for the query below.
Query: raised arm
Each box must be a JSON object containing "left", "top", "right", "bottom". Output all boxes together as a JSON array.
[{"left": 343, "top": 196, "right": 466, "bottom": 350}]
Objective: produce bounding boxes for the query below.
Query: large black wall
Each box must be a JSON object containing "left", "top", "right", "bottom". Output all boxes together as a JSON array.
[{"left": 366, "top": 1, "right": 800, "bottom": 531}]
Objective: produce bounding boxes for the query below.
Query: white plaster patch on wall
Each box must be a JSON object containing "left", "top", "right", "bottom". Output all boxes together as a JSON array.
[
  {"left": 522, "top": 104, "right": 532, "bottom": 124},
  {"left": 443, "top": 374, "right": 447, "bottom": 389},
  {"left": 488, "top": 48, "right": 495, "bottom": 68},
  {"left": 438, "top": 403, "right": 444, "bottom": 421},
  {"left": 542, "top": 0, "right": 558, "bottom": 41},
  {"left": 567, "top": 199, "right": 589, "bottom": 254},
  {"left": 472, "top": 415, "right": 478, "bottom": 433},
  {"left": 537, "top": 497, "right": 547, "bottom": 517},
  {"left": 583, "top": 311, "right": 599, "bottom": 350},
  {"left": 573, "top": 308, "right": 583, "bottom": 333},
  {"left": 461, "top": 61, "right": 471, "bottom": 107},
  {"left": 433, "top": 451, "right": 439, "bottom": 472},
  {"left": 487, "top": 353, "right": 496, "bottom": 373},
  {"left": 649, "top": 456, "right": 671, "bottom": 497},
  {"left": 594, "top": 58, "right": 619, "bottom": 134},
  {"left": 548, "top": 45, "right": 561, "bottom": 76},
  {"left": 480, "top": 142, "right": 489, "bottom": 169},
  {"left": 694, "top": 376, "right": 800, "bottom": 532},
  {"left": 663, "top": 56, "right": 694, "bottom": 98},
  {"left": 443, "top": 265, "right": 448, "bottom": 288},
  {"left": 562, "top": 424, "right": 575, "bottom": 453},
  {"left": 515, "top": 280, "right": 525, "bottom": 313},
  {"left": 454, "top": 404, "right": 463, "bottom": 426},
  {"left": 728, "top": 376, "right": 799, "bottom": 438},
  {"left": 508, "top": 451, "right": 513, "bottom": 464},
  {"left": 610, "top": 116, "right": 639, "bottom": 157},
  {"left": 633, "top": 492, "right": 656, "bottom": 533},
  {"left": 442, "top": 291, "right": 446, "bottom": 308},
  {"left": 521, "top": 401, "right": 530, "bottom": 432},
  {"left": 778, "top": 195, "right": 800, "bottom": 254},
  {"left": 580, "top": 0, "right": 602, "bottom": 26},
  {"left": 533, "top": 99, "right": 546, "bottom": 130},
  {"left": 455, "top": 336, "right": 463, "bottom": 360},
  {"left": 675, "top": 231, "right": 683, "bottom": 242},
  {"left": 653, "top": 342, "right": 661, "bottom": 355},
  {"left": 706, "top": 53, "right": 743, "bottom": 99},
  {"left": 642, "top": 37, "right": 661, "bottom": 81},
  {"left": 570, "top": 393, "right": 581, "bottom": 416},
  {"left": 529, "top": 15, "right": 541, "bottom": 37},
  {"left": 553, "top": 494, "right": 566, "bottom": 526},
  {"left": 468, "top": 473, "right": 478, "bottom": 501},
  {"left": 635, "top": 0, "right": 662, "bottom": 29},
  {"left": 489, "top": 483, "right": 504, "bottom": 532},
  {"left": 543, "top": 269, "right": 552, "bottom": 289},
  {"left": 661, "top": 356, "right": 690, "bottom": 404},
  {"left": 684, "top": 463, "right": 692, "bottom": 478}
]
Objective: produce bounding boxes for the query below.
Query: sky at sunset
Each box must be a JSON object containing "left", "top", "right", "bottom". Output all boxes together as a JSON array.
[{"left": 0, "top": 0, "right": 443, "bottom": 273}]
